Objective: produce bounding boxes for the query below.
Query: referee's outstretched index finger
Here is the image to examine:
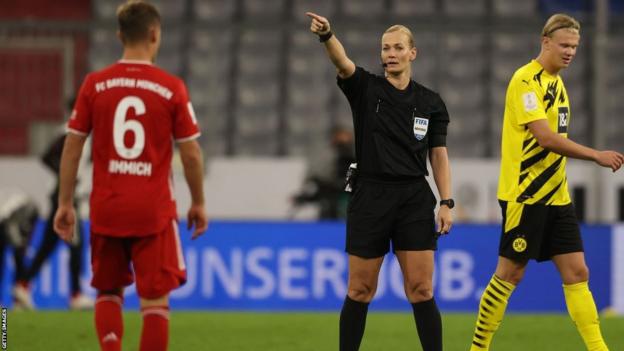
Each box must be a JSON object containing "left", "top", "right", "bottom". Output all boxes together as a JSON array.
[{"left": 306, "top": 12, "right": 324, "bottom": 22}]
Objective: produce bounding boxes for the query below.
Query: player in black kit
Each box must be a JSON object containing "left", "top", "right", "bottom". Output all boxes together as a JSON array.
[{"left": 306, "top": 12, "right": 453, "bottom": 351}]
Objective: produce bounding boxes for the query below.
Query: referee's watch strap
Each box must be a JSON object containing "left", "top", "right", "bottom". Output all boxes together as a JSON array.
[{"left": 318, "top": 31, "right": 333, "bottom": 43}]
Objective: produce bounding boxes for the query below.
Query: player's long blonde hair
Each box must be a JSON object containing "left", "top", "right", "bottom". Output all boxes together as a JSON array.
[{"left": 542, "top": 14, "right": 580, "bottom": 37}]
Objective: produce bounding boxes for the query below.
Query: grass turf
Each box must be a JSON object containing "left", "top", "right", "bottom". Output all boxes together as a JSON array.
[{"left": 5, "top": 311, "right": 624, "bottom": 350}]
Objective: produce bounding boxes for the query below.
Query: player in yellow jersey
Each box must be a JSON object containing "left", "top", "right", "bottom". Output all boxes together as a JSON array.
[{"left": 469, "top": 13, "right": 624, "bottom": 351}]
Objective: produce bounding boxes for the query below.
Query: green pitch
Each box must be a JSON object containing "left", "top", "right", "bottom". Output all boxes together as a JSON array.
[{"left": 6, "top": 311, "right": 624, "bottom": 350}]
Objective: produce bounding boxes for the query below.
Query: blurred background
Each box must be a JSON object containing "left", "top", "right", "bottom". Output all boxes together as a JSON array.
[
  {"left": 2, "top": 0, "right": 624, "bottom": 222},
  {"left": 1, "top": 0, "right": 624, "bottom": 323}
]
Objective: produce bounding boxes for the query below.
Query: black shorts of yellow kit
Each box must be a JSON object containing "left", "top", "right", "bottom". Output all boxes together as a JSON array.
[{"left": 498, "top": 200, "right": 583, "bottom": 262}]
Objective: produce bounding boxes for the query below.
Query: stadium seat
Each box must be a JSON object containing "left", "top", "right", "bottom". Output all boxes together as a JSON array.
[
  {"left": 442, "top": 0, "right": 486, "bottom": 16},
  {"left": 289, "top": 51, "right": 330, "bottom": 77},
  {"left": 92, "top": 0, "right": 117, "bottom": 19},
  {"left": 391, "top": 0, "right": 437, "bottom": 16},
  {"left": 442, "top": 55, "right": 485, "bottom": 81},
  {"left": 447, "top": 138, "right": 487, "bottom": 157},
  {"left": 342, "top": 27, "right": 381, "bottom": 50},
  {"left": 439, "top": 80, "right": 485, "bottom": 111},
  {"left": 188, "top": 30, "right": 233, "bottom": 93},
  {"left": 566, "top": 86, "right": 587, "bottom": 110},
  {"left": 287, "top": 89, "right": 329, "bottom": 112},
  {"left": 605, "top": 102, "right": 624, "bottom": 149},
  {"left": 608, "top": 34, "right": 624, "bottom": 83},
  {"left": 341, "top": 27, "right": 385, "bottom": 71},
  {"left": 342, "top": 0, "right": 386, "bottom": 18},
  {"left": 410, "top": 32, "right": 439, "bottom": 87},
  {"left": 200, "top": 131, "right": 227, "bottom": 156},
  {"left": 188, "top": 54, "right": 230, "bottom": 78},
  {"left": 440, "top": 32, "right": 486, "bottom": 81},
  {"left": 195, "top": 105, "right": 228, "bottom": 132},
  {"left": 242, "top": 0, "right": 286, "bottom": 17},
  {"left": 492, "top": 33, "right": 538, "bottom": 56},
  {"left": 606, "top": 93, "right": 624, "bottom": 144},
  {"left": 539, "top": 0, "right": 591, "bottom": 14},
  {"left": 286, "top": 105, "right": 331, "bottom": 132},
  {"left": 188, "top": 78, "right": 230, "bottom": 110},
  {"left": 89, "top": 28, "right": 122, "bottom": 70},
  {"left": 238, "top": 53, "right": 280, "bottom": 77},
  {"left": 489, "top": 81, "right": 507, "bottom": 112},
  {"left": 238, "top": 29, "right": 281, "bottom": 77},
  {"left": 494, "top": 0, "right": 537, "bottom": 16},
  {"left": 234, "top": 132, "right": 279, "bottom": 156},
  {"left": 94, "top": 0, "right": 187, "bottom": 21},
  {"left": 156, "top": 53, "right": 182, "bottom": 76},
  {"left": 444, "top": 32, "right": 485, "bottom": 53},
  {"left": 235, "top": 101, "right": 279, "bottom": 127},
  {"left": 492, "top": 33, "right": 538, "bottom": 84},
  {"left": 90, "top": 27, "right": 120, "bottom": 50},
  {"left": 0, "top": 124, "right": 28, "bottom": 155},
  {"left": 159, "top": 27, "right": 183, "bottom": 52},
  {"left": 237, "top": 79, "right": 279, "bottom": 107},
  {"left": 289, "top": 29, "right": 333, "bottom": 77},
  {"left": 568, "top": 122, "right": 589, "bottom": 147},
  {"left": 149, "top": 0, "right": 187, "bottom": 20},
  {"left": 286, "top": 131, "right": 330, "bottom": 159},
  {"left": 292, "top": 0, "right": 336, "bottom": 20},
  {"left": 193, "top": 0, "right": 236, "bottom": 21},
  {"left": 240, "top": 28, "right": 282, "bottom": 49},
  {"left": 488, "top": 128, "right": 503, "bottom": 157},
  {"left": 191, "top": 29, "right": 234, "bottom": 52}
]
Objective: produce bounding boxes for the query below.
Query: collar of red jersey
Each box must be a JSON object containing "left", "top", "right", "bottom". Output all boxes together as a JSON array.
[{"left": 118, "top": 59, "right": 153, "bottom": 65}]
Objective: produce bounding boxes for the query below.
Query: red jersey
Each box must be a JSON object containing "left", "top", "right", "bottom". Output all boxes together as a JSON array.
[{"left": 67, "top": 60, "right": 200, "bottom": 237}]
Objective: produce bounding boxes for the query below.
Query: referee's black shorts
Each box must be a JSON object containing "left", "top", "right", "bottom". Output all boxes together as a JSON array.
[
  {"left": 498, "top": 200, "right": 583, "bottom": 262},
  {"left": 346, "top": 176, "right": 437, "bottom": 258}
]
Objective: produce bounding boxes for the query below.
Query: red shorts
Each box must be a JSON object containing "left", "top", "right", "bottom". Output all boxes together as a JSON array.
[{"left": 90, "top": 219, "right": 186, "bottom": 299}]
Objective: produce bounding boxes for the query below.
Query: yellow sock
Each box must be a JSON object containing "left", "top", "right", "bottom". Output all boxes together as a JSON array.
[
  {"left": 470, "top": 275, "right": 516, "bottom": 351},
  {"left": 563, "top": 281, "right": 609, "bottom": 351}
]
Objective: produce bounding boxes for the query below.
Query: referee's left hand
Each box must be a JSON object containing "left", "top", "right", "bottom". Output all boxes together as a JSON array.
[{"left": 436, "top": 206, "right": 453, "bottom": 235}]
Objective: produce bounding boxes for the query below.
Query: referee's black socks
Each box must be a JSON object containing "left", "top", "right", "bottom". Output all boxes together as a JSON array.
[
  {"left": 339, "top": 295, "right": 369, "bottom": 351},
  {"left": 411, "top": 298, "right": 442, "bottom": 351}
]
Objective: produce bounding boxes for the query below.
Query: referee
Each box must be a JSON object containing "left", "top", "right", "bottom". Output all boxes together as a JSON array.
[
  {"left": 307, "top": 12, "right": 453, "bottom": 351},
  {"left": 469, "top": 14, "right": 624, "bottom": 351}
]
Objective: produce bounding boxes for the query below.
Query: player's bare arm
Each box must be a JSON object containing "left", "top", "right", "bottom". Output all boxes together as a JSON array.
[
  {"left": 306, "top": 12, "right": 356, "bottom": 79},
  {"left": 527, "top": 119, "right": 624, "bottom": 172},
  {"left": 178, "top": 139, "right": 208, "bottom": 239},
  {"left": 53, "top": 133, "right": 86, "bottom": 242},
  {"left": 429, "top": 146, "right": 453, "bottom": 235}
]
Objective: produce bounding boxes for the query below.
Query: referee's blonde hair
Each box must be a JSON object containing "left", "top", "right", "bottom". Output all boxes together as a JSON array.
[
  {"left": 384, "top": 25, "right": 415, "bottom": 48},
  {"left": 542, "top": 14, "right": 580, "bottom": 37}
]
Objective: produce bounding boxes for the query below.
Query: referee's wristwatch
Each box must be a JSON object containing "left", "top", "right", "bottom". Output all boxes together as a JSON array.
[{"left": 439, "top": 199, "right": 455, "bottom": 209}]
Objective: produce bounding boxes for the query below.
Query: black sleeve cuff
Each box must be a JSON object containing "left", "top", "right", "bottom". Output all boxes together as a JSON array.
[{"left": 429, "top": 134, "right": 447, "bottom": 148}]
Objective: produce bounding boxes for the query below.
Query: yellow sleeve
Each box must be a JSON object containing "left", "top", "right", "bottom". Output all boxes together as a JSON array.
[{"left": 511, "top": 76, "right": 547, "bottom": 126}]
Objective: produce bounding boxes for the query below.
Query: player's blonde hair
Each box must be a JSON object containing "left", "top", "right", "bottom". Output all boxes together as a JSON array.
[
  {"left": 117, "top": 0, "right": 161, "bottom": 44},
  {"left": 542, "top": 14, "right": 580, "bottom": 37},
  {"left": 383, "top": 25, "right": 415, "bottom": 48}
]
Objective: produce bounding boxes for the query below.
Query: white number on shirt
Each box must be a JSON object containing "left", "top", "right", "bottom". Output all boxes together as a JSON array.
[{"left": 113, "top": 96, "right": 145, "bottom": 159}]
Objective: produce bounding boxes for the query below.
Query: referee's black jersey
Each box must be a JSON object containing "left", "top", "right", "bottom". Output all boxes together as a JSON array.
[{"left": 337, "top": 66, "right": 450, "bottom": 178}]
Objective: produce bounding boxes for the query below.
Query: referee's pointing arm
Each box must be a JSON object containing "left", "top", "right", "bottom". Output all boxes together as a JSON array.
[{"left": 306, "top": 12, "right": 356, "bottom": 79}]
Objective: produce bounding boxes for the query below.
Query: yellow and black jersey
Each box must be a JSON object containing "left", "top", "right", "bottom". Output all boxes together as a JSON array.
[{"left": 498, "top": 60, "right": 571, "bottom": 205}]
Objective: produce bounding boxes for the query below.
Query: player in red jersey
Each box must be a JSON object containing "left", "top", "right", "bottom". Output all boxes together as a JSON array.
[{"left": 53, "top": 2, "right": 208, "bottom": 350}]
